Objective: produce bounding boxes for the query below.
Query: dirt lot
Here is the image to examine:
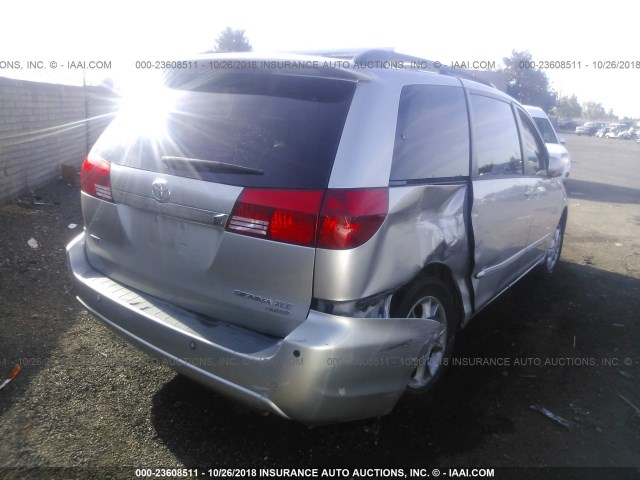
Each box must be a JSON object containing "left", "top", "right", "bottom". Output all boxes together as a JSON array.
[{"left": 0, "top": 134, "right": 639, "bottom": 478}]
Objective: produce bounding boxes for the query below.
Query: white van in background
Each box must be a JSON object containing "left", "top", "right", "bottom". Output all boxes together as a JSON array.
[{"left": 525, "top": 105, "right": 571, "bottom": 181}]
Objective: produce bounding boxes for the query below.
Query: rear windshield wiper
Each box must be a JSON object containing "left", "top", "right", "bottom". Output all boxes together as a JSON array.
[{"left": 161, "top": 156, "right": 264, "bottom": 175}]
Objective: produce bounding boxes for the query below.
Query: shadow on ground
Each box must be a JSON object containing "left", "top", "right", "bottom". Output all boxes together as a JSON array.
[{"left": 566, "top": 179, "right": 640, "bottom": 205}]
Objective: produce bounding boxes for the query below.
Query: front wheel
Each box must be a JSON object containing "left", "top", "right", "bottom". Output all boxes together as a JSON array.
[
  {"left": 538, "top": 217, "right": 566, "bottom": 278},
  {"left": 392, "top": 277, "right": 457, "bottom": 395}
]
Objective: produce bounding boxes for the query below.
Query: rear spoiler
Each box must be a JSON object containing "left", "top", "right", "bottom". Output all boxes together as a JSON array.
[{"left": 175, "top": 52, "right": 372, "bottom": 82}]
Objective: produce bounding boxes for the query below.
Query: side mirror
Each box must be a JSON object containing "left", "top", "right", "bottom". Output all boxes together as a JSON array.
[
  {"left": 547, "top": 156, "right": 563, "bottom": 178},
  {"left": 559, "top": 137, "right": 566, "bottom": 145}
]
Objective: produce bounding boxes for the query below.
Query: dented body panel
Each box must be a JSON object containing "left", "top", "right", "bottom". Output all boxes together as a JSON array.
[{"left": 314, "top": 184, "right": 473, "bottom": 320}]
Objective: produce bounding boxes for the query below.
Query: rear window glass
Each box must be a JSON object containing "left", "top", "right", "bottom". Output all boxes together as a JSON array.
[
  {"left": 391, "top": 84, "right": 470, "bottom": 182},
  {"left": 93, "top": 72, "right": 356, "bottom": 189}
]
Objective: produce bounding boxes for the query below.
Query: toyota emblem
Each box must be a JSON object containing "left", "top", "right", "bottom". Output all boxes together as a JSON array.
[{"left": 152, "top": 179, "right": 171, "bottom": 203}]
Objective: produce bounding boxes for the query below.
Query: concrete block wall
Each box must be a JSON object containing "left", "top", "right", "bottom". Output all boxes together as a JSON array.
[{"left": 0, "top": 77, "right": 120, "bottom": 202}]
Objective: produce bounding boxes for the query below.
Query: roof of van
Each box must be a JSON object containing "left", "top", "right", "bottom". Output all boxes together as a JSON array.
[{"left": 185, "top": 50, "right": 498, "bottom": 88}]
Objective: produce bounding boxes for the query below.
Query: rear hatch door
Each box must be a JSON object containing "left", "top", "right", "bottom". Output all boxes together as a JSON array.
[{"left": 83, "top": 69, "right": 356, "bottom": 337}]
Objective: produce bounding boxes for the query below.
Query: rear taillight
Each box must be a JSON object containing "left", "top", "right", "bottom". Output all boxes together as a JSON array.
[
  {"left": 80, "top": 154, "right": 113, "bottom": 202},
  {"left": 227, "top": 189, "right": 324, "bottom": 247},
  {"left": 226, "top": 188, "right": 388, "bottom": 249},
  {"left": 318, "top": 189, "right": 388, "bottom": 249}
]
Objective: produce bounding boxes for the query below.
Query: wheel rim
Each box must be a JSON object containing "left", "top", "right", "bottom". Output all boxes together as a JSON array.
[
  {"left": 545, "top": 225, "right": 562, "bottom": 272},
  {"left": 406, "top": 296, "right": 448, "bottom": 390}
]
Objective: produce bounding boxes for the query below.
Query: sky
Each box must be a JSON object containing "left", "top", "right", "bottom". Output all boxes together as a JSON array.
[{"left": 2, "top": 0, "right": 639, "bottom": 118}]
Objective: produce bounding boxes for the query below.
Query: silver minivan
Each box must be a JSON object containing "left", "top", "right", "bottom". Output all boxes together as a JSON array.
[{"left": 67, "top": 50, "right": 568, "bottom": 423}]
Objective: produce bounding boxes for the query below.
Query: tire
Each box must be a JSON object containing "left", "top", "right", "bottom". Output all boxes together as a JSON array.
[
  {"left": 537, "top": 216, "right": 566, "bottom": 279},
  {"left": 392, "top": 277, "right": 457, "bottom": 396}
]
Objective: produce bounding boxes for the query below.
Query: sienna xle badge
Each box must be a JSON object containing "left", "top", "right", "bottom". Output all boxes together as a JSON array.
[{"left": 68, "top": 50, "right": 567, "bottom": 423}]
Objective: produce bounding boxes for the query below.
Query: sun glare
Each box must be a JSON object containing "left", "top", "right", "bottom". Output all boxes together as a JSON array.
[{"left": 116, "top": 71, "right": 178, "bottom": 138}]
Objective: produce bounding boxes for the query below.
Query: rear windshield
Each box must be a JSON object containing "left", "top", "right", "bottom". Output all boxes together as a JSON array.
[{"left": 93, "top": 72, "right": 356, "bottom": 189}]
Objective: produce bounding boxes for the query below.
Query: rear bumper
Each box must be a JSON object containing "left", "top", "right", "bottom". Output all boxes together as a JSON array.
[{"left": 67, "top": 232, "right": 441, "bottom": 423}]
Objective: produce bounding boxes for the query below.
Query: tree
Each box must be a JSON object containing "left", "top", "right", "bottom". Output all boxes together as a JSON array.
[
  {"left": 502, "top": 50, "right": 556, "bottom": 113},
  {"left": 212, "top": 27, "right": 252, "bottom": 53},
  {"left": 582, "top": 102, "right": 607, "bottom": 121},
  {"left": 556, "top": 95, "right": 582, "bottom": 119}
]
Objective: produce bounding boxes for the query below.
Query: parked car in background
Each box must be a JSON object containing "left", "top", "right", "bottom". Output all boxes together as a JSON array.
[
  {"left": 525, "top": 105, "right": 571, "bottom": 181},
  {"left": 557, "top": 119, "right": 580, "bottom": 131},
  {"left": 67, "top": 50, "right": 568, "bottom": 423},
  {"left": 575, "top": 121, "right": 601, "bottom": 136}
]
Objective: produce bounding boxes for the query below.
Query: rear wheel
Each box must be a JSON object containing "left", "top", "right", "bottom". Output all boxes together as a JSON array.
[{"left": 392, "top": 277, "right": 457, "bottom": 395}]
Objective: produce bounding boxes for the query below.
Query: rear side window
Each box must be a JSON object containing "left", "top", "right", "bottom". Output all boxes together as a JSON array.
[
  {"left": 93, "top": 73, "right": 356, "bottom": 189},
  {"left": 391, "top": 85, "right": 470, "bottom": 182},
  {"left": 470, "top": 95, "right": 522, "bottom": 176}
]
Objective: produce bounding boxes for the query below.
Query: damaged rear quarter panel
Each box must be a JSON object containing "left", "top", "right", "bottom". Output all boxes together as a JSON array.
[{"left": 313, "top": 184, "right": 471, "bottom": 313}]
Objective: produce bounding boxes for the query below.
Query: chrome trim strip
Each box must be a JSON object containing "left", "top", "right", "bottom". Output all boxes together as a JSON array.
[
  {"left": 475, "top": 233, "right": 551, "bottom": 279},
  {"left": 469, "top": 252, "right": 547, "bottom": 323},
  {"left": 113, "top": 190, "right": 228, "bottom": 228}
]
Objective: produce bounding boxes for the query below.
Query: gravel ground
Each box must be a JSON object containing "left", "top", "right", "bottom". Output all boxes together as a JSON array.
[
  {"left": 0, "top": 135, "right": 639, "bottom": 479},
  {"left": 0, "top": 183, "right": 176, "bottom": 470}
]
